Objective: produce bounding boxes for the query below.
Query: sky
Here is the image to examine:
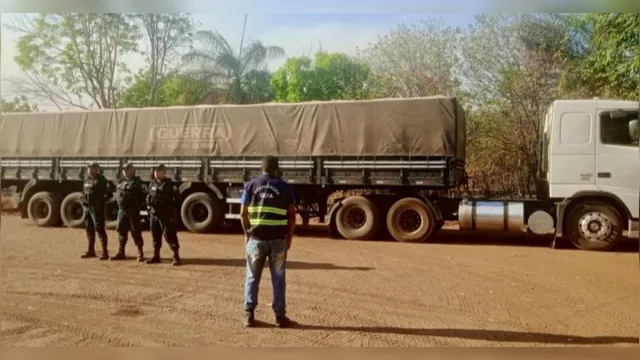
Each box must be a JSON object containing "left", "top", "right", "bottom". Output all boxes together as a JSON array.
[{"left": 0, "top": 12, "right": 477, "bottom": 94}]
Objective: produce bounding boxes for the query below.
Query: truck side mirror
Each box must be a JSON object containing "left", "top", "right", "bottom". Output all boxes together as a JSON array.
[{"left": 629, "top": 119, "right": 638, "bottom": 141}]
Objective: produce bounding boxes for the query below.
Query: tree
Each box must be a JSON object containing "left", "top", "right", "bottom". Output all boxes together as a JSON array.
[
  {"left": 563, "top": 13, "right": 640, "bottom": 100},
  {"left": 182, "top": 14, "right": 285, "bottom": 104},
  {"left": 460, "top": 14, "right": 574, "bottom": 197},
  {"left": 8, "top": 13, "right": 139, "bottom": 109},
  {"left": 270, "top": 51, "right": 371, "bottom": 102},
  {"left": 133, "top": 13, "right": 198, "bottom": 106},
  {"left": 358, "top": 19, "right": 461, "bottom": 98},
  {"left": 0, "top": 96, "right": 39, "bottom": 113},
  {"left": 119, "top": 72, "right": 210, "bottom": 107}
]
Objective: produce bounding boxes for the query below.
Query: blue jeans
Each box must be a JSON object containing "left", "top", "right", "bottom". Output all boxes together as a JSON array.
[{"left": 244, "top": 238, "right": 288, "bottom": 317}]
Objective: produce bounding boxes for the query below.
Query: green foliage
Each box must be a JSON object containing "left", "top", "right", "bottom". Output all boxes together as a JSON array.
[
  {"left": 133, "top": 14, "right": 197, "bottom": 106},
  {"left": 565, "top": 13, "right": 640, "bottom": 99},
  {"left": 0, "top": 96, "right": 39, "bottom": 113},
  {"left": 183, "top": 29, "right": 285, "bottom": 104},
  {"left": 270, "top": 51, "right": 371, "bottom": 102},
  {"left": 460, "top": 14, "right": 575, "bottom": 197},
  {"left": 119, "top": 72, "right": 210, "bottom": 108},
  {"left": 359, "top": 19, "right": 461, "bottom": 98},
  {"left": 12, "top": 14, "right": 139, "bottom": 108}
]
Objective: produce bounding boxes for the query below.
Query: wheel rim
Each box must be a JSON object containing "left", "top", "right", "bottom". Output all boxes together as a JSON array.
[
  {"left": 33, "top": 200, "right": 50, "bottom": 219},
  {"left": 66, "top": 201, "right": 84, "bottom": 221},
  {"left": 344, "top": 206, "right": 367, "bottom": 230},
  {"left": 394, "top": 208, "right": 423, "bottom": 234},
  {"left": 578, "top": 212, "right": 613, "bottom": 242},
  {"left": 188, "top": 202, "right": 210, "bottom": 224}
]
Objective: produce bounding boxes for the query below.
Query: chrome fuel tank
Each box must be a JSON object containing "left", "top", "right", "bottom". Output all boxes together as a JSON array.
[{"left": 458, "top": 200, "right": 525, "bottom": 233}]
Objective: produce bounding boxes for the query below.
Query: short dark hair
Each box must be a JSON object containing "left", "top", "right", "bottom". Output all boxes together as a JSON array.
[
  {"left": 88, "top": 162, "right": 100, "bottom": 170},
  {"left": 261, "top": 156, "right": 279, "bottom": 175},
  {"left": 123, "top": 162, "right": 134, "bottom": 171},
  {"left": 155, "top": 164, "right": 166, "bottom": 172}
]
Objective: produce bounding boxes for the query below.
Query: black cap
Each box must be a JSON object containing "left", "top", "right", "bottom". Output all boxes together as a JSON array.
[
  {"left": 88, "top": 162, "right": 100, "bottom": 169},
  {"left": 155, "top": 164, "right": 167, "bottom": 171},
  {"left": 123, "top": 162, "right": 134, "bottom": 171}
]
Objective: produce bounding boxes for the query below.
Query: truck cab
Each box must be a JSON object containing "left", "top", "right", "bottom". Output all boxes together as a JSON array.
[{"left": 540, "top": 98, "right": 639, "bottom": 248}]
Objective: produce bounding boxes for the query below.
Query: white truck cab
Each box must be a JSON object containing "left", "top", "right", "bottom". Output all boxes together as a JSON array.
[{"left": 540, "top": 98, "right": 639, "bottom": 249}]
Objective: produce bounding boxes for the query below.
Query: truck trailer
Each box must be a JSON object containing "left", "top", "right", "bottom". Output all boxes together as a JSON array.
[{"left": 0, "top": 96, "right": 638, "bottom": 251}]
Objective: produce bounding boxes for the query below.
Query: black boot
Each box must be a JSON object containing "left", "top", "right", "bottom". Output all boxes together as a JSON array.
[
  {"left": 171, "top": 249, "right": 182, "bottom": 267},
  {"left": 110, "top": 243, "right": 127, "bottom": 261},
  {"left": 81, "top": 237, "right": 96, "bottom": 259},
  {"left": 145, "top": 248, "right": 161, "bottom": 264},
  {"left": 136, "top": 246, "right": 145, "bottom": 263},
  {"left": 80, "top": 248, "right": 96, "bottom": 259},
  {"left": 98, "top": 237, "right": 109, "bottom": 261}
]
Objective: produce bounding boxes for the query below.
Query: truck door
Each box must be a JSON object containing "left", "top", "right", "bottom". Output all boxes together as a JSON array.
[
  {"left": 595, "top": 109, "right": 640, "bottom": 219},
  {"left": 548, "top": 101, "right": 597, "bottom": 199}
]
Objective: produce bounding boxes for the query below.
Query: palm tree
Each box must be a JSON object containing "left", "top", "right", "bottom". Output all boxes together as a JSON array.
[{"left": 182, "top": 14, "right": 285, "bottom": 104}]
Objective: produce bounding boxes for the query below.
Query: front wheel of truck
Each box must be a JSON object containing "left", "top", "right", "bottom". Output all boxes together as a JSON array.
[{"left": 566, "top": 201, "right": 623, "bottom": 251}]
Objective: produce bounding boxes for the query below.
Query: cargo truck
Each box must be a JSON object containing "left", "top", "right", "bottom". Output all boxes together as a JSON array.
[{"left": 0, "top": 96, "right": 637, "bottom": 251}]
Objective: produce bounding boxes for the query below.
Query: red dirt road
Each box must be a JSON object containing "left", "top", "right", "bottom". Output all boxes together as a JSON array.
[{"left": 0, "top": 214, "right": 638, "bottom": 347}]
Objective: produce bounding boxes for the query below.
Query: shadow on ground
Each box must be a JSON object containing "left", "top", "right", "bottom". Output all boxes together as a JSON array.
[
  {"left": 294, "top": 224, "right": 640, "bottom": 253},
  {"left": 251, "top": 320, "right": 639, "bottom": 345},
  {"left": 181, "top": 257, "right": 374, "bottom": 271}
]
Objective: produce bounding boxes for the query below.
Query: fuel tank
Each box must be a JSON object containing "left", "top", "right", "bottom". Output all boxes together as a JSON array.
[{"left": 458, "top": 200, "right": 525, "bottom": 233}]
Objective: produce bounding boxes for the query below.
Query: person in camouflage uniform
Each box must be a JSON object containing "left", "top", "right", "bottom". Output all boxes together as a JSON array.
[
  {"left": 110, "top": 162, "right": 146, "bottom": 262},
  {"left": 145, "top": 164, "right": 181, "bottom": 266},
  {"left": 80, "top": 162, "right": 112, "bottom": 260}
]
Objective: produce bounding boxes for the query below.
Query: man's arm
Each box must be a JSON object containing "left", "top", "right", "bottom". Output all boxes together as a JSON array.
[
  {"left": 240, "top": 185, "right": 251, "bottom": 242},
  {"left": 286, "top": 187, "right": 296, "bottom": 250}
]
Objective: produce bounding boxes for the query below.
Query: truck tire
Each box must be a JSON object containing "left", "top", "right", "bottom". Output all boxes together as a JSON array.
[
  {"left": 27, "top": 191, "right": 61, "bottom": 227},
  {"left": 335, "top": 196, "right": 380, "bottom": 240},
  {"left": 104, "top": 199, "right": 119, "bottom": 230},
  {"left": 181, "top": 192, "right": 225, "bottom": 233},
  {"left": 434, "top": 218, "right": 445, "bottom": 233},
  {"left": 387, "top": 197, "right": 436, "bottom": 243},
  {"left": 60, "top": 192, "right": 85, "bottom": 228},
  {"left": 566, "top": 201, "right": 623, "bottom": 251}
]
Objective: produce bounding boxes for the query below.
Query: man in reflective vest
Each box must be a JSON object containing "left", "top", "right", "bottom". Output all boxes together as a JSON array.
[{"left": 240, "top": 156, "right": 296, "bottom": 328}]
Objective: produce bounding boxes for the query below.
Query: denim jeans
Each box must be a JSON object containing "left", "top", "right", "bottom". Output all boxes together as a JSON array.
[{"left": 244, "top": 238, "right": 288, "bottom": 317}]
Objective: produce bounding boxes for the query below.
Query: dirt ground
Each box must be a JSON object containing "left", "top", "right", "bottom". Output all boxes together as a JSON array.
[{"left": 0, "top": 213, "right": 638, "bottom": 347}]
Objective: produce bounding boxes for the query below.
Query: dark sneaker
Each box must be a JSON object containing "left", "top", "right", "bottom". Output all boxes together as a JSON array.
[
  {"left": 80, "top": 251, "right": 96, "bottom": 259},
  {"left": 243, "top": 311, "right": 255, "bottom": 328},
  {"left": 98, "top": 252, "right": 110, "bottom": 261},
  {"left": 275, "top": 315, "right": 291, "bottom": 328}
]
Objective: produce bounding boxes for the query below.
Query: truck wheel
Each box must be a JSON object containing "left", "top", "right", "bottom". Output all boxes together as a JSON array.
[
  {"left": 60, "top": 192, "right": 85, "bottom": 228},
  {"left": 335, "top": 196, "right": 380, "bottom": 240},
  {"left": 27, "top": 191, "right": 60, "bottom": 227},
  {"left": 566, "top": 201, "right": 623, "bottom": 251},
  {"left": 387, "top": 197, "right": 436, "bottom": 243},
  {"left": 104, "top": 199, "right": 119, "bottom": 230},
  {"left": 181, "top": 192, "right": 225, "bottom": 233}
]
